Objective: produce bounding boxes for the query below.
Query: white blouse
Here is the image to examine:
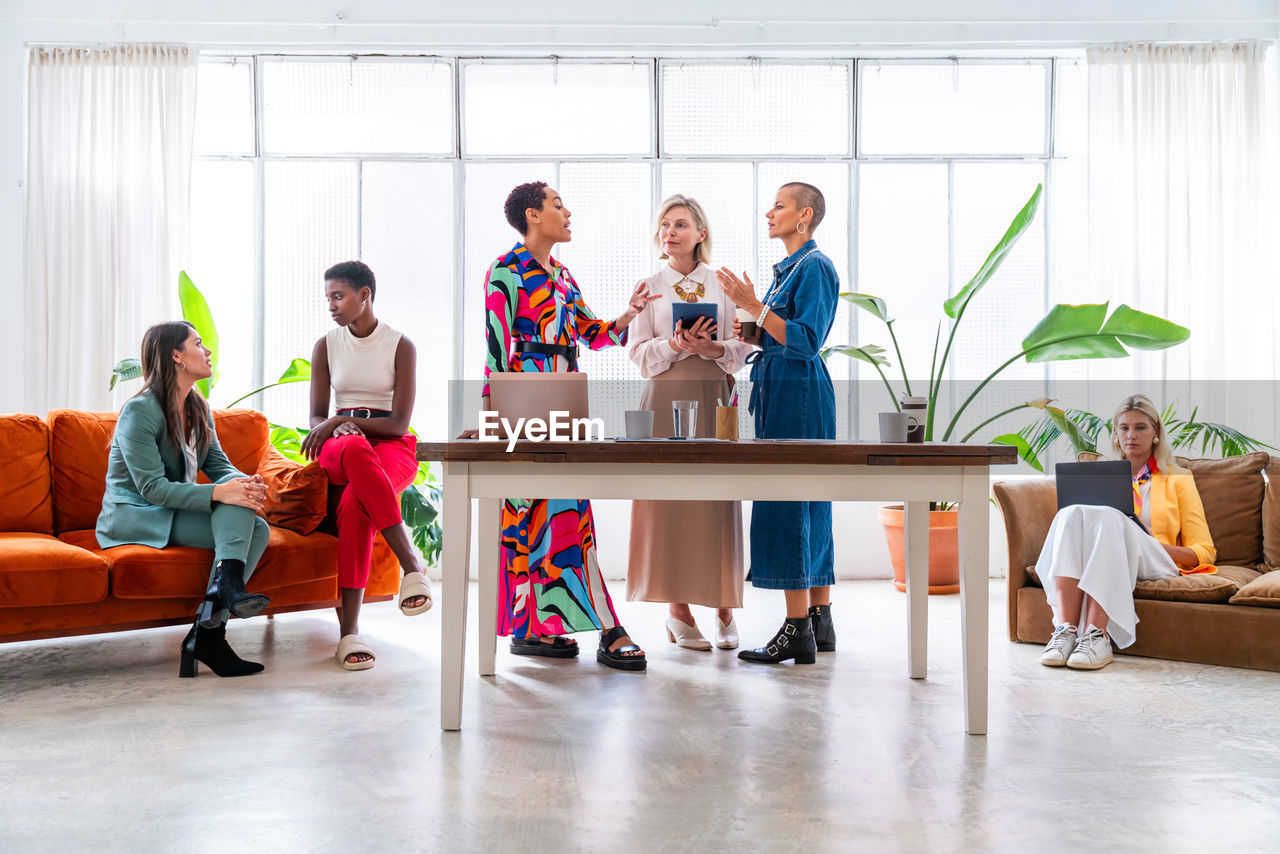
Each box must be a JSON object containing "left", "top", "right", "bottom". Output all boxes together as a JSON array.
[{"left": 627, "top": 262, "right": 755, "bottom": 380}]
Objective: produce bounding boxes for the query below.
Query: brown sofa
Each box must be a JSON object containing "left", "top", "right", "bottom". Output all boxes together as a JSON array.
[
  {"left": 993, "top": 453, "right": 1280, "bottom": 672},
  {"left": 0, "top": 408, "right": 399, "bottom": 643}
]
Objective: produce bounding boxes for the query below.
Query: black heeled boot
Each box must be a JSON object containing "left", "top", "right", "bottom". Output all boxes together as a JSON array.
[
  {"left": 737, "top": 616, "right": 817, "bottom": 665},
  {"left": 180, "top": 618, "right": 265, "bottom": 678},
  {"left": 198, "top": 559, "right": 270, "bottom": 629},
  {"left": 809, "top": 604, "right": 836, "bottom": 652}
]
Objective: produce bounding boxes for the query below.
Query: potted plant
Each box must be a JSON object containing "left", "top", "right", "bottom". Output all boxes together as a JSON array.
[{"left": 824, "top": 184, "right": 1191, "bottom": 592}]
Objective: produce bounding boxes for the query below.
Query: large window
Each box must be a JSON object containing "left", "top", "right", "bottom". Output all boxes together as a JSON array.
[{"left": 190, "top": 54, "right": 1086, "bottom": 444}]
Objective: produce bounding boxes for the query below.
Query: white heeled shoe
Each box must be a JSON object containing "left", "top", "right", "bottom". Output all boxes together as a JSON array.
[
  {"left": 715, "top": 615, "right": 739, "bottom": 650},
  {"left": 665, "top": 617, "right": 712, "bottom": 651}
]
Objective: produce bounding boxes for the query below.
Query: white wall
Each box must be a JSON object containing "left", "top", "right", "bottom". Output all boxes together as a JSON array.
[{"left": 3, "top": 1, "right": 1275, "bottom": 577}]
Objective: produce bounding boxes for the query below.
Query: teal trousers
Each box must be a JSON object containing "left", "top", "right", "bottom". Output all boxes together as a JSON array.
[{"left": 169, "top": 503, "right": 270, "bottom": 625}]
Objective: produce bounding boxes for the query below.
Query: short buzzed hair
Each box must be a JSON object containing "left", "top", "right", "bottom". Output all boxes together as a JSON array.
[{"left": 781, "top": 182, "right": 826, "bottom": 232}]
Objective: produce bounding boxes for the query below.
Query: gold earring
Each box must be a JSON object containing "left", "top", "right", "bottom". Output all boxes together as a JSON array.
[{"left": 1154, "top": 437, "right": 1160, "bottom": 444}]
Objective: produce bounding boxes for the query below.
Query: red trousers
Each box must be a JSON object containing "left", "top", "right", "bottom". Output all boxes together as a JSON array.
[{"left": 317, "top": 432, "right": 418, "bottom": 589}]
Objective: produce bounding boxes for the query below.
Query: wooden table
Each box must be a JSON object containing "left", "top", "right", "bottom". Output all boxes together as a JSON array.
[{"left": 418, "top": 439, "right": 1016, "bottom": 734}]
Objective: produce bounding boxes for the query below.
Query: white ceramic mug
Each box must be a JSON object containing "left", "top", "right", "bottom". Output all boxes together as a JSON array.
[
  {"left": 878, "top": 411, "right": 909, "bottom": 443},
  {"left": 624, "top": 410, "right": 655, "bottom": 439}
]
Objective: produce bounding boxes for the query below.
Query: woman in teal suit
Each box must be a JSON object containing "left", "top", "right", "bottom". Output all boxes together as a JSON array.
[{"left": 98, "top": 321, "right": 272, "bottom": 677}]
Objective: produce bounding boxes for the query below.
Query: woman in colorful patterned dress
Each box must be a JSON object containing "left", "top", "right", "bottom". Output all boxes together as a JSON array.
[{"left": 480, "top": 181, "right": 659, "bottom": 671}]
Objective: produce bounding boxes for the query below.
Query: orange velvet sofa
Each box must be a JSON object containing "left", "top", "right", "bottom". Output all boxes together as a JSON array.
[{"left": 0, "top": 408, "right": 399, "bottom": 643}]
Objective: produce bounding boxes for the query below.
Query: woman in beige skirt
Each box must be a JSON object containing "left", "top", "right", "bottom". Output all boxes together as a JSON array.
[{"left": 626, "top": 195, "right": 754, "bottom": 650}]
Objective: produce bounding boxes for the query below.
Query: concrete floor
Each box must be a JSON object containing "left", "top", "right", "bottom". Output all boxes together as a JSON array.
[{"left": 1, "top": 580, "right": 1277, "bottom": 854}]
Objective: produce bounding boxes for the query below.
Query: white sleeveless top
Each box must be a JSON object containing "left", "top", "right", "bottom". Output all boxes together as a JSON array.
[{"left": 326, "top": 321, "right": 402, "bottom": 411}]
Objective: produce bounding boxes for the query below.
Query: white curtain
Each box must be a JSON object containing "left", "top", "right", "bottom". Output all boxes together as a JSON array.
[
  {"left": 24, "top": 45, "right": 198, "bottom": 413},
  {"left": 1086, "top": 42, "right": 1279, "bottom": 444}
]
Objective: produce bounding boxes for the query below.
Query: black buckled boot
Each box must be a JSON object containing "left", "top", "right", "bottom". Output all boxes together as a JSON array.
[
  {"left": 198, "top": 559, "right": 270, "bottom": 628},
  {"left": 809, "top": 604, "right": 836, "bottom": 652},
  {"left": 179, "top": 618, "right": 265, "bottom": 678},
  {"left": 737, "top": 616, "right": 817, "bottom": 664}
]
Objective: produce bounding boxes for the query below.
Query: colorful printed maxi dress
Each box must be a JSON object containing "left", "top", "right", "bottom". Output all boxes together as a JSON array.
[{"left": 483, "top": 243, "right": 628, "bottom": 638}]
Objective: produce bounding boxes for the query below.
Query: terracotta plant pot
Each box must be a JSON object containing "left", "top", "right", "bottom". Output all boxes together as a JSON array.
[{"left": 877, "top": 504, "right": 960, "bottom": 595}]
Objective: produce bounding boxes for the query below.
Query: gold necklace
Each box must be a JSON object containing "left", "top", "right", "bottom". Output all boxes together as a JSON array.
[{"left": 672, "top": 275, "right": 705, "bottom": 303}]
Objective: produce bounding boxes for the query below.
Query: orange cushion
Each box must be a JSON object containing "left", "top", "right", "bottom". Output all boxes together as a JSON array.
[
  {"left": 256, "top": 445, "right": 329, "bottom": 535},
  {"left": 203, "top": 409, "right": 270, "bottom": 480},
  {"left": 0, "top": 532, "right": 109, "bottom": 607},
  {"left": 59, "top": 526, "right": 338, "bottom": 599},
  {"left": 48, "top": 410, "right": 117, "bottom": 535},
  {"left": 0, "top": 414, "right": 54, "bottom": 534}
]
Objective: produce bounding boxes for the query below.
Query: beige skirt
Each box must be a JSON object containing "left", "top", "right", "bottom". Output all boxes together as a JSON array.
[{"left": 626, "top": 356, "right": 744, "bottom": 608}]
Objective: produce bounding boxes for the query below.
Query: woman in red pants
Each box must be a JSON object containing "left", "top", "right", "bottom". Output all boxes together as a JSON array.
[{"left": 302, "top": 260, "right": 433, "bottom": 671}]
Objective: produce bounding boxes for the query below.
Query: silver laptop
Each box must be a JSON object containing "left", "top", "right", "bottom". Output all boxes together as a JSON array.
[{"left": 486, "top": 372, "right": 590, "bottom": 440}]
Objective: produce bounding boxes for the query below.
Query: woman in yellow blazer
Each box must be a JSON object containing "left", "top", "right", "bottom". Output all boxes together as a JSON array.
[
  {"left": 1035, "top": 394, "right": 1215, "bottom": 670},
  {"left": 97, "top": 321, "right": 272, "bottom": 678}
]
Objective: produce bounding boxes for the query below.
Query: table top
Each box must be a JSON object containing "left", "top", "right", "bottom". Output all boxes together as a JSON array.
[{"left": 416, "top": 439, "right": 1017, "bottom": 467}]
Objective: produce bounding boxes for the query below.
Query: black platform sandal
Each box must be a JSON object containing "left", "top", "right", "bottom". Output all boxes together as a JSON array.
[
  {"left": 510, "top": 635, "right": 580, "bottom": 658},
  {"left": 737, "top": 616, "right": 817, "bottom": 665},
  {"left": 809, "top": 604, "right": 836, "bottom": 652},
  {"left": 597, "top": 626, "right": 646, "bottom": 671}
]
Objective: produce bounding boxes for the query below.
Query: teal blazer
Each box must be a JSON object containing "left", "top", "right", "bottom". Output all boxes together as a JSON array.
[{"left": 96, "top": 389, "right": 247, "bottom": 549}]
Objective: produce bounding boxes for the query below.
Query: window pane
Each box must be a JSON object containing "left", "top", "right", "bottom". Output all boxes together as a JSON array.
[
  {"left": 262, "top": 161, "right": 358, "bottom": 425},
  {"left": 659, "top": 162, "right": 754, "bottom": 276},
  {"left": 856, "top": 163, "right": 949, "bottom": 434},
  {"left": 195, "top": 60, "right": 254, "bottom": 156},
  {"left": 1055, "top": 59, "right": 1088, "bottom": 157},
  {"left": 188, "top": 160, "right": 255, "bottom": 402},
  {"left": 860, "top": 62, "right": 1048, "bottom": 156},
  {"left": 361, "top": 162, "right": 454, "bottom": 441},
  {"left": 262, "top": 59, "right": 453, "bottom": 155},
  {"left": 949, "top": 163, "right": 1046, "bottom": 440},
  {"left": 1048, "top": 158, "right": 1090, "bottom": 386},
  {"left": 464, "top": 63, "right": 651, "bottom": 156},
  {"left": 556, "top": 162, "right": 654, "bottom": 435},
  {"left": 663, "top": 63, "right": 850, "bottom": 156}
]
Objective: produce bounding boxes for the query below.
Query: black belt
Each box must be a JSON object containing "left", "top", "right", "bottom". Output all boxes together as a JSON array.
[
  {"left": 514, "top": 341, "right": 578, "bottom": 369},
  {"left": 338, "top": 408, "right": 393, "bottom": 418}
]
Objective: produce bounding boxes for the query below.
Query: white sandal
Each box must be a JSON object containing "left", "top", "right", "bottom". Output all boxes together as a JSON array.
[
  {"left": 398, "top": 570, "right": 433, "bottom": 616},
  {"left": 336, "top": 634, "right": 375, "bottom": 671}
]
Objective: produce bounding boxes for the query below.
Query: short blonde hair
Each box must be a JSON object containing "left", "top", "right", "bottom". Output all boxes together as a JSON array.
[
  {"left": 1110, "top": 394, "right": 1183, "bottom": 472},
  {"left": 653, "top": 195, "right": 711, "bottom": 265}
]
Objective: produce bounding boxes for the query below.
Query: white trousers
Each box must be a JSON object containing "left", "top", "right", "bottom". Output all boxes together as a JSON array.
[{"left": 1035, "top": 505, "right": 1179, "bottom": 649}]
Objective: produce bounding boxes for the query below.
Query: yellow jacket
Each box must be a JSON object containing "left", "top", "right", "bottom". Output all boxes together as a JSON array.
[{"left": 1147, "top": 471, "right": 1217, "bottom": 568}]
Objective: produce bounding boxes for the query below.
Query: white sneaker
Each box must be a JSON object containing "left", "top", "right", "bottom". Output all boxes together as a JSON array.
[
  {"left": 1039, "top": 624, "right": 1078, "bottom": 667},
  {"left": 1067, "top": 625, "right": 1114, "bottom": 670}
]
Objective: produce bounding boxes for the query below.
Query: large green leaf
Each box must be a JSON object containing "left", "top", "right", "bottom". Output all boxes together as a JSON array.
[
  {"left": 1020, "top": 303, "right": 1187, "bottom": 363},
  {"left": 943, "top": 184, "right": 1043, "bottom": 320},
  {"left": 838, "top": 293, "right": 891, "bottom": 323},
  {"left": 1040, "top": 403, "right": 1097, "bottom": 455},
  {"left": 275, "top": 358, "right": 311, "bottom": 383},
  {"left": 992, "top": 433, "right": 1043, "bottom": 472},
  {"left": 178, "top": 271, "right": 219, "bottom": 397},
  {"left": 821, "top": 343, "right": 890, "bottom": 367},
  {"left": 109, "top": 357, "right": 142, "bottom": 391}
]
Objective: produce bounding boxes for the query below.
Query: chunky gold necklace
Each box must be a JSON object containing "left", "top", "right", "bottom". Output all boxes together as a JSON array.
[{"left": 672, "top": 275, "right": 705, "bottom": 303}]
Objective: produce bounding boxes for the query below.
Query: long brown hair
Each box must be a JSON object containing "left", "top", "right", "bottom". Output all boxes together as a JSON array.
[{"left": 137, "top": 321, "right": 211, "bottom": 454}]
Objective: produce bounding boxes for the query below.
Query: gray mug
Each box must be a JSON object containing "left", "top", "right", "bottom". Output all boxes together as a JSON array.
[
  {"left": 624, "top": 410, "right": 655, "bottom": 439},
  {"left": 878, "top": 411, "right": 909, "bottom": 443}
]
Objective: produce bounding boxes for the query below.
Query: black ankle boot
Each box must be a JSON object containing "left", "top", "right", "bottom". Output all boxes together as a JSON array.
[
  {"left": 198, "top": 559, "right": 270, "bottom": 628},
  {"left": 180, "top": 619, "right": 265, "bottom": 678},
  {"left": 737, "top": 616, "right": 817, "bottom": 664},
  {"left": 809, "top": 604, "right": 836, "bottom": 652}
]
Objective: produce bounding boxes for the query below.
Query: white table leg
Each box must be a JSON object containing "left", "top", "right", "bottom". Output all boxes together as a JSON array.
[
  {"left": 904, "top": 500, "right": 930, "bottom": 679},
  {"left": 958, "top": 467, "right": 990, "bottom": 736},
  {"left": 440, "top": 462, "right": 472, "bottom": 731},
  {"left": 477, "top": 498, "right": 501, "bottom": 676}
]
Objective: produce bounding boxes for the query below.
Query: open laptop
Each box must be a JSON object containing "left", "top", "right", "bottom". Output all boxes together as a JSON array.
[
  {"left": 486, "top": 372, "right": 590, "bottom": 441},
  {"left": 1055, "top": 460, "right": 1149, "bottom": 533}
]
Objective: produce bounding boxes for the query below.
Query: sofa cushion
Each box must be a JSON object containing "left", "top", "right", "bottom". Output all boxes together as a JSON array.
[
  {"left": 256, "top": 445, "right": 328, "bottom": 535},
  {"left": 198, "top": 410, "right": 271, "bottom": 481},
  {"left": 1229, "top": 570, "right": 1280, "bottom": 608},
  {"left": 0, "top": 532, "right": 109, "bottom": 607},
  {"left": 1175, "top": 453, "right": 1268, "bottom": 567},
  {"left": 48, "top": 410, "right": 117, "bottom": 535},
  {"left": 1263, "top": 458, "right": 1280, "bottom": 569},
  {"left": 0, "top": 414, "right": 54, "bottom": 534},
  {"left": 59, "top": 526, "right": 337, "bottom": 599},
  {"left": 1133, "top": 567, "right": 1257, "bottom": 603}
]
